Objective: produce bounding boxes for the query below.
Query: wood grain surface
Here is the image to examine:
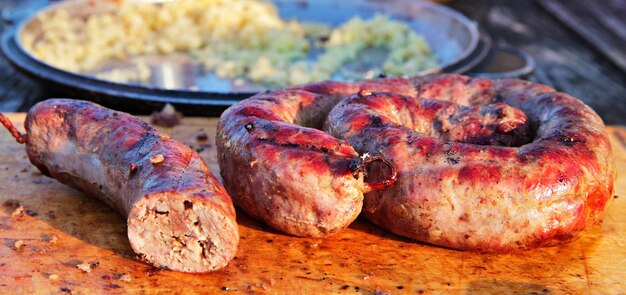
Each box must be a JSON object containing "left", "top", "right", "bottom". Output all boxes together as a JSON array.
[
  {"left": 0, "top": 114, "right": 625, "bottom": 294},
  {"left": 537, "top": 0, "right": 626, "bottom": 74}
]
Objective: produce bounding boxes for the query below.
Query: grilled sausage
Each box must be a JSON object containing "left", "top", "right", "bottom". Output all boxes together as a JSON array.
[
  {"left": 0, "top": 99, "right": 239, "bottom": 272},
  {"left": 325, "top": 74, "right": 616, "bottom": 252},
  {"left": 216, "top": 80, "right": 405, "bottom": 237}
]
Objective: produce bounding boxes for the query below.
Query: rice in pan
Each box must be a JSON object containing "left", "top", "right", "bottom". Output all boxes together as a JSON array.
[{"left": 25, "top": 0, "right": 438, "bottom": 88}]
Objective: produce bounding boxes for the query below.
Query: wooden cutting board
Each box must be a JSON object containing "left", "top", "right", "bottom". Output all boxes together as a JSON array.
[{"left": 0, "top": 114, "right": 624, "bottom": 294}]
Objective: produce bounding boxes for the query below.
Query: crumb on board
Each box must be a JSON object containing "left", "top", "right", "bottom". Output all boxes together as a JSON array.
[
  {"left": 196, "top": 131, "right": 209, "bottom": 141},
  {"left": 11, "top": 206, "right": 25, "bottom": 219},
  {"left": 50, "top": 234, "right": 59, "bottom": 245},
  {"left": 41, "top": 234, "right": 59, "bottom": 245},
  {"left": 150, "top": 103, "right": 182, "bottom": 127},
  {"left": 14, "top": 239, "right": 24, "bottom": 250},
  {"left": 119, "top": 274, "right": 132, "bottom": 282},
  {"left": 114, "top": 273, "right": 132, "bottom": 282},
  {"left": 48, "top": 274, "right": 60, "bottom": 281},
  {"left": 77, "top": 262, "right": 92, "bottom": 273}
]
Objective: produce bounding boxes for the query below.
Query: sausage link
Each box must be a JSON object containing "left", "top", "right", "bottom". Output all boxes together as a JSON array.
[{"left": 4, "top": 99, "right": 239, "bottom": 272}]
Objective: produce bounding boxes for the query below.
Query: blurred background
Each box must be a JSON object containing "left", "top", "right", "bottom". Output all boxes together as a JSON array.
[{"left": 0, "top": 0, "right": 625, "bottom": 124}]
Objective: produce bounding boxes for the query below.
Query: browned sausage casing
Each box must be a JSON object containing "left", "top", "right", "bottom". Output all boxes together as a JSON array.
[
  {"left": 216, "top": 79, "right": 407, "bottom": 237},
  {"left": 20, "top": 99, "right": 239, "bottom": 272},
  {"left": 325, "top": 74, "right": 616, "bottom": 252}
]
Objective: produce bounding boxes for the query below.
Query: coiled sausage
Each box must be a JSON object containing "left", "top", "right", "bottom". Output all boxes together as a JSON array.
[{"left": 325, "top": 74, "right": 615, "bottom": 252}]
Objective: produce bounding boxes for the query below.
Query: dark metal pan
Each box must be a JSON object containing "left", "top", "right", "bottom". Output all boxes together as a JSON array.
[{"left": 1, "top": 0, "right": 532, "bottom": 115}]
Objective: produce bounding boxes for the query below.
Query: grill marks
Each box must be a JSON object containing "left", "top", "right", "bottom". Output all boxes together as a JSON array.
[
  {"left": 240, "top": 118, "right": 356, "bottom": 158},
  {"left": 338, "top": 90, "right": 533, "bottom": 148}
]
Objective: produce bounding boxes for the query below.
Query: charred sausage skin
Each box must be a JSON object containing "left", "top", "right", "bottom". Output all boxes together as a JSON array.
[
  {"left": 23, "top": 99, "right": 239, "bottom": 272},
  {"left": 325, "top": 74, "right": 616, "bottom": 252},
  {"left": 216, "top": 79, "right": 407, "bottom": 237}
]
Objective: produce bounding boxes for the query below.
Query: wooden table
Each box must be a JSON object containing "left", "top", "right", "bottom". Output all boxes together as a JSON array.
[{"left": 0, "top": 115, "right": 624, "bottom": 294}]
